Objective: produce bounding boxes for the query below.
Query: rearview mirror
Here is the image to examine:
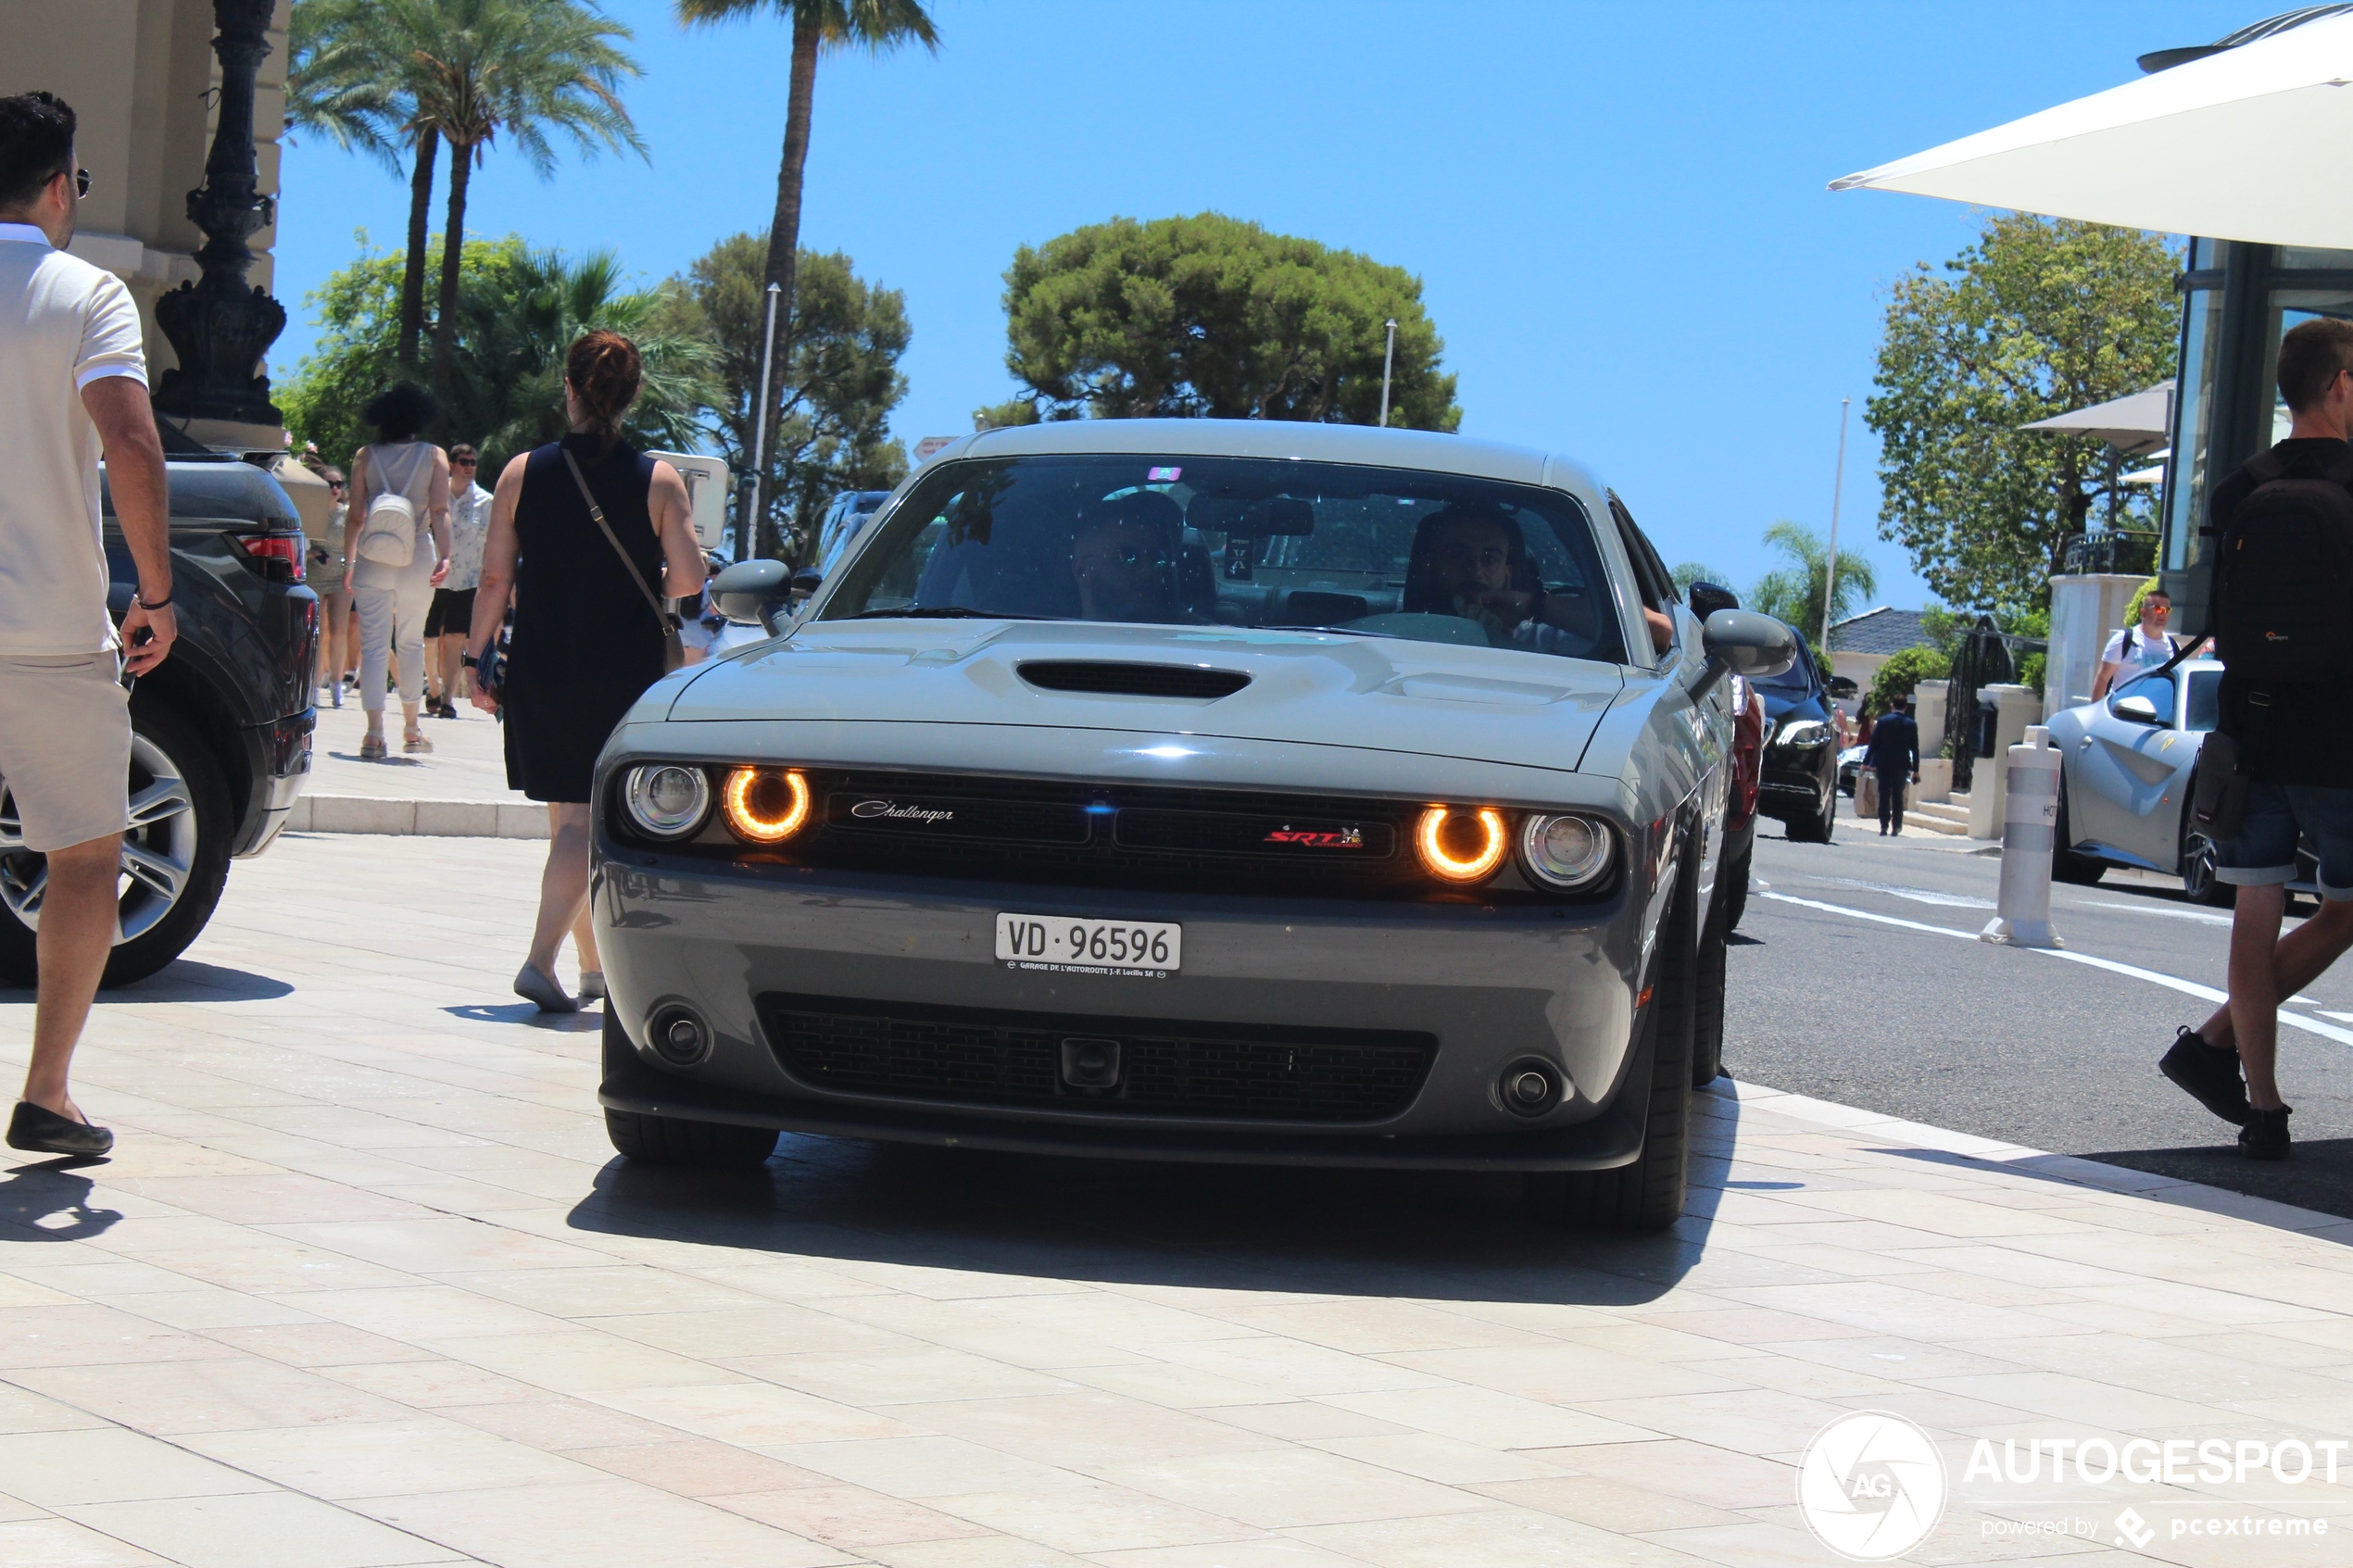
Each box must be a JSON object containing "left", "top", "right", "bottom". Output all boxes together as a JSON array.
[
  {"left": 712, "top": 558, "right": 791, "bottom": 632},
  {"left": 2111, "top": 694, "right": 2167, "bottom": 727},
  {"left": 1185, "top": 495, "right": 1315, "bottom": 535},
  {"left": 1687, "top": 582, "right": 1738, "bottom": 621},
  {"left": 1692, "top": 609, "right": 1798, "bottom": 703}
]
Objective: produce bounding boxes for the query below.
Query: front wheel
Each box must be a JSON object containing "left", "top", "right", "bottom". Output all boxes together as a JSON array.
[
  {"left": 2181, "top": 825, "right": 2233, "bottom": 909},
  {"left": 0, "top": 701, "right": 233, "bottom": 989},
  {"left": 1690, "top": 880, "right": 1729, "bottom": 1087},
  {"left": 1721, "top": 827, "right": 1753, "bottom": 933},
  {"left": 1527, "top": 852, "right": 1695, "bottom": 1232},
  {"left": 1786, "top": 782, "right": 1835, "bottom": 844},
  {"left": 2051, "top": 780, "right": 2107, "bottom": 886}
]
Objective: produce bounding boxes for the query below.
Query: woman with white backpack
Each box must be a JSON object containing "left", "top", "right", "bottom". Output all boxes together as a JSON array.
[{"left": 341, "top": 383, "right": 452, "bottom": 760}]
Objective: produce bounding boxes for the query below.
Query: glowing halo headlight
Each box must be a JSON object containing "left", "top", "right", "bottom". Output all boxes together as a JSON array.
[
  {"left": 1519, "top": 812, "right": 1614, "bottom": 890},
  {"left": 722, "top": 766, "right": 811, "bottom": 843},
  {"left": 623, "top": 763, "right": 711, "bottom": 840},
  {"left": 1415, "top": 805, "right": 1509, "bottom": 883}
]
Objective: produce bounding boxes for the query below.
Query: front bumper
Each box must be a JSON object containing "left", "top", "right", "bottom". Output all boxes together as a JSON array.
[
  {"left": 593, "top": 849, "right": 1655, "bottom": 1171},
  {"left": 231, "top": 708, "right": 315, "bottom": 859}
]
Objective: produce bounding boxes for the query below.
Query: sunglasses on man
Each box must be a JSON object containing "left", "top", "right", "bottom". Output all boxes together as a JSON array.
[{"left": 57, "top": 168, "right": 89, "bottom": 199}]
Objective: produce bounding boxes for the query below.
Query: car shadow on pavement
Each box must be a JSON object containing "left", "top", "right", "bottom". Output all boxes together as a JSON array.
[
  {"left": 105, "top": 960, "right": 295, "bottom": 1002},
  {"left": 561, "top": 1091, "right": 1753, "bottom": 1307},
  {"left": 0, "top": 1161, "right": 122, "bottom": 1241},
  {"left": 1869, "top": 1139, "right": 2353, "bottom": 1235}
]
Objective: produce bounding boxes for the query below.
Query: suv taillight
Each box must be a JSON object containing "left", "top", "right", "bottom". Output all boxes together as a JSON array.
[{"left": 232, "top": 532, "right": 305, "bottom": 583}]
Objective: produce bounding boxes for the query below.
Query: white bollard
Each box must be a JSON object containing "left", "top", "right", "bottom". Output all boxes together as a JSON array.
[{"left": 1981, "top": 725, "right": 2064, "bottom": 949}]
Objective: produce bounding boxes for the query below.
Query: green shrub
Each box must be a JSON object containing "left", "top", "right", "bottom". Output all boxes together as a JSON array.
[{"left": 1868, "top": 646, "right": 1952, "bottom": 716}]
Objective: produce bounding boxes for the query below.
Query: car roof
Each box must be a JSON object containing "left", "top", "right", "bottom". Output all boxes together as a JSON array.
[
  {"left": 949, "top": 418, "right": 1600, "bottom": 495},
  {"left": 102, "top": 457, "right": 299, "bottom": 527}
]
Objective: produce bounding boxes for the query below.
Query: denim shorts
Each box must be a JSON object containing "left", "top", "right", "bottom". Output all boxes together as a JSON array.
[{"left": 2212, "top": 782, "right": 2353, "bottom": 898}]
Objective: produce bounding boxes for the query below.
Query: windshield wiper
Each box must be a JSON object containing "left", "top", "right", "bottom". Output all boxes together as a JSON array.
[
  {"left": 842, "top": 606, "right": 1063, "bottom": 621},
  {"left": 1262, "top": 623, "right": 1409, "bottom": 641}
]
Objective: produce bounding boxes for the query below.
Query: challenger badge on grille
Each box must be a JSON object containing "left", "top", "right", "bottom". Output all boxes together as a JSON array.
[{"left": 850, "top": 799, "right": 956, "bottom": 823}]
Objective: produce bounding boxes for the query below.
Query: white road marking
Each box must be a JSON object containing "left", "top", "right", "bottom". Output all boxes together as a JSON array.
[
  {"left": 1757, "top": 891, "right": 2353, "bottom": 1048},
  {"left": 2085, "top": 900, "right": 2234, "bottom": 927},
  {"left": 1806, "top": 876, "right": 1994, "bottom": 910}
]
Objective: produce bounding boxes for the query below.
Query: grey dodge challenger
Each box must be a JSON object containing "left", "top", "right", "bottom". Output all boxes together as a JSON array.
[{"left": 588, "top": 420, "right": 1792, "bottom": 1230}]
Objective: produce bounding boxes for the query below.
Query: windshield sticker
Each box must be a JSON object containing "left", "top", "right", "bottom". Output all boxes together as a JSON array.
[{"left": 1147, "top": 466, "right": 1181, "bottom": 482}]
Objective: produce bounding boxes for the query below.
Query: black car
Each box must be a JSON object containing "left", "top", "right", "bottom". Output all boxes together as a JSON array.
[
  {"left": 0, "top": 457, "right": 317, "bottom": 987},
  {"left": 1753, "top": 623, "right": 1854, "bottom": 844}
]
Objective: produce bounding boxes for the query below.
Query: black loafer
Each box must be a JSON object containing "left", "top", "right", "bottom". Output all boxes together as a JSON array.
[
  {"left": 2159, "top": 1026, "right": 2250, "bottom": 1125},
  {"left": 6, "top": 1101, "right": 114, "bottom": 1158}
]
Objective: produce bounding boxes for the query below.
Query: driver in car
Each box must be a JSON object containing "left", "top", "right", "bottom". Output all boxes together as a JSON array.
[
  {"left": 1073, "top": 491, "right": 1189, "bottom": 622},
  {"left": 1405, "top": 503, "right": 1615, "bottom": 654}
]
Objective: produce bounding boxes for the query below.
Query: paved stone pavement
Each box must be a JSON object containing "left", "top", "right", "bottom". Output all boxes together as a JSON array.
[
  {"left": 2, "top": 834, "right": 2350, "bottom": 1567},
  {"left": 308, "top": 698, "right": 514, "bottom": 803}
]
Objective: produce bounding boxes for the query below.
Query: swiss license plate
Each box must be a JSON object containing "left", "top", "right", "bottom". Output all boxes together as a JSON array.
[{"left": 996, "top": 913, "right": 1181, "bottom": 976}]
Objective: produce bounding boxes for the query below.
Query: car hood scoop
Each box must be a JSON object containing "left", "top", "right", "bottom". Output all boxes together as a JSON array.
[
  {"left": 1017, "top": 660, "right": 1251, "bottom": 699},
  {"left": 673, "top": 621, "right": 1624, "bottom": 773}
]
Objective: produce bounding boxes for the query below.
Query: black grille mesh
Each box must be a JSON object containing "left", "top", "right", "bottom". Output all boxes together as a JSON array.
[
  {"left": 1018, "top": 660, "right": 1251, "bottom": 698},
  {"left": 765, "top": 996, "right": 1433, "bottom": 1123}
]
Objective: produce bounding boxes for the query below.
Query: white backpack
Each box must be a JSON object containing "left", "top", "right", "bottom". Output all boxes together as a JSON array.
[{"left": 354, "top": 443, "right": 430, "bottom": 567}]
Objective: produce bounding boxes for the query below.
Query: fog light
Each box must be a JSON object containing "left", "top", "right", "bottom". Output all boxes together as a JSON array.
[
  {"left": 650, "top": 1007, "right": 711, "bottom": 1066},
  {"left": 722, "top": 767, "right": 810, "bottom": 843},
  {"left": 1416, "top": 805, "right": 1508, "bottom": 883},
  {"left": 1498, "top": 1058, "right": 1564, "bottom": 1116}
]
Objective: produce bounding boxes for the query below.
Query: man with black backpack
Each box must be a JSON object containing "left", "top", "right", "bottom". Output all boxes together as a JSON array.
[{"left": 2158, "top": 317, "right": 2353, "bottom": 1160}]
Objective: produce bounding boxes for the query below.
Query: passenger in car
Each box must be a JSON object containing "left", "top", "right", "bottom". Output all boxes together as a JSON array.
[
  {"left": 1072, "top": 491, "right": 1193, "bottom": 622},
  {"left": 1403, "top": 503, "right": 1629, "bottom": 656}
]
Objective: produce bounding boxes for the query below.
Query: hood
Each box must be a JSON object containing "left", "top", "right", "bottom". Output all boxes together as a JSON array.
[{"left": 665, "top": 621, "right": 1624, "bottom": 774}]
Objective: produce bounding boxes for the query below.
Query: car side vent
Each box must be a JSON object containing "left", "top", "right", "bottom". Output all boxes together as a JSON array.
[{"left": 1017, "top": 661, "right": 1252, "bottom": 699}]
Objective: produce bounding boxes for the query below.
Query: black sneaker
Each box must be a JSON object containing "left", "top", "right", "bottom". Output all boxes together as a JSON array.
[
  {"left": 2159, "top": 1026, "right": 2250, "bottom": 1125},
  {"left": 2240, "top": 1105, "right": 2292, "bottom": 1160}
]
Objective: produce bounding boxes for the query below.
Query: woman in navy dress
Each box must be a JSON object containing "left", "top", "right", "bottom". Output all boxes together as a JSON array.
[{"left": 465, "top": 332, "right": 705, "bottom": 1011}]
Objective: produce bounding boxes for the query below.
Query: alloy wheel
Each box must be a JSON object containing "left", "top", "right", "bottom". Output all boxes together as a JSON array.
[{"left": 0, "top": 731, "right": 199, "bottom": 943}]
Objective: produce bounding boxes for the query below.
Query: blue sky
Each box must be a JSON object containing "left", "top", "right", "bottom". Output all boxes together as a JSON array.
[{"left": 270, "top": 0, "right": 2254, "bottom": 610}]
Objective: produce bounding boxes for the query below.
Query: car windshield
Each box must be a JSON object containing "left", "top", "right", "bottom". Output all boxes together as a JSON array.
[
  {"left": 1755, "top": 638, "right": 1815, "bottom": 693},
  {"left": 819, "top": 454, "right": 1629, "bottom": 664}
]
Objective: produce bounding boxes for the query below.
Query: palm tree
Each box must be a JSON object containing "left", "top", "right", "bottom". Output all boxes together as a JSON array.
[
  {"left": 1749, "top": 521, "right": 1879, "bottom": 639},
  {"left": 287, "top": 0, "right": 442, "bottom": 367},
  {"left": 396, "top": 0, "right": 646, "bottom": 395},
  {"left": 676, "top": 0, "right": 937, "bottom": 556}
]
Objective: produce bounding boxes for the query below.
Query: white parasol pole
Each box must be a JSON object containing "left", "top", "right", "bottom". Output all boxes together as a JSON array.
[
  {"left": 1821, "top": 396, "right": 1850, "bottom": 648},
  {"left": 744, "top": 282, "right": 781, "bottom": 561}
]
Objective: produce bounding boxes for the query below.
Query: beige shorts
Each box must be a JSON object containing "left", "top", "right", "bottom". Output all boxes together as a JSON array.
[{"left": 0, "top": 654, "right": 133, "bottom": 852}]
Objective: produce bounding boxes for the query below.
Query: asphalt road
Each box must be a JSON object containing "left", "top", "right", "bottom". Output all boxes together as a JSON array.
[{"left": 1727, "top": 797, "right": 2353, "bottom": 1220}]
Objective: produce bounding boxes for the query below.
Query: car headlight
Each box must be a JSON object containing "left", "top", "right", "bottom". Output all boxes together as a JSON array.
[
  {"left": 1774, "top": 719, "right": 1831, "bottom": 748},
  {"left": 623, "top": 764, "right": 711, "bottom": 839},
  {"left": 1416, "top": 805, "right": 1509, "bottom": 883},
  {"left": 1519, "top": 813, "right": 1614, "bottom": 890},
  {"left": 722, "top": 766, "right": 812, "bottom": 843}
]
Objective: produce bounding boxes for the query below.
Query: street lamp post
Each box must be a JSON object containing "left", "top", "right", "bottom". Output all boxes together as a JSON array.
[
  {"left": 743, "top": 282, "right": 782, "bottom": 561},
  {"left": 150, "top": 0, "right": 285, "bottom": 431},
  {"left": 1378, "top": 318, "right": 1398, "bottom": 428},
  {"left": 1821, "top": 396, "right": 1851, "bottom": 649}
]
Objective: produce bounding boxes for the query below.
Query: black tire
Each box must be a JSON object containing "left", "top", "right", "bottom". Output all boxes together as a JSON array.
[
  {"left": 1787, "top": 781, "right": 1835, "bottom": 844},
  {"left": 2181, "top": 819, "right": 2233, "bottom": 909},
  {"left": 1722, "top": 828, "right": 1753, "bottom": 933},
  {"left": 2051, "top": 780, "right": 2107, "bottom": 886},
  {"left": 1690, "top": 879, "right": 1729, "bottom": 1087},
  {"left": 0, "top": 700, "right": 234, "bottom": 990},
  {"left": 1527, "top": 851, "right": 1696, "bottom": 1232},
  {"left": 605, "top": 1108, "right": 778, "bottom": 1168}
]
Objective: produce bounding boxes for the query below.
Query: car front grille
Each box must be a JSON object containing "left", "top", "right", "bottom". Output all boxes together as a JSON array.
[{"left": 762, "top": 995, "right": 1436, "bottom": 1123}]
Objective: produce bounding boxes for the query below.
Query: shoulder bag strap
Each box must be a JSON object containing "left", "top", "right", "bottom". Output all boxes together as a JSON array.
[{"left": 562, "top": 447, "right": 671, "bottom": 633}]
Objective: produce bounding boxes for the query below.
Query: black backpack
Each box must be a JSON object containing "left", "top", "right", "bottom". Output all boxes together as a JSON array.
[{"left": 2213, "top": 447, "right": 2353, "bottom": 682}]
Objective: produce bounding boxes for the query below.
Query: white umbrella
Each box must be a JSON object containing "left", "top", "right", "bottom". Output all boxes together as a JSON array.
[
  {"left": 1831, "top": 12, "right": 2353, "bottom": 246},
  {"left": 2018, "top": 381, "right": 2174, "bottom": 456}
]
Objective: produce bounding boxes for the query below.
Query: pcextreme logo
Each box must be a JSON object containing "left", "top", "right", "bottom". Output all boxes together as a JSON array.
[{"left": 1797, "top": 1411, "right": 1947, "bottom": 1562}]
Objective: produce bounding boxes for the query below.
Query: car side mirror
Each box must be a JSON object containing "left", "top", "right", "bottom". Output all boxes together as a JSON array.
[
  {"left": 1826, "top": 675, "right": 1859, "bottom": 699},
  {"left": 1687, "top": 582, "right": 1739, "bottom": 621},
  {"left": 1692, "top": 609, "right": 1797, "bottom": 703},
  {"left": 2111, "top": 694, "right": 2167, "bottom": 727},
  {"left": 713, "top": 559, "right": 791, "bottom": 633}
]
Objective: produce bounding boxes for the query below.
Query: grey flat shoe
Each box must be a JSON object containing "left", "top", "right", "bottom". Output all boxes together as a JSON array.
[
  {"left": 7, "top": 1101, "right": 113, "bottom": 1158},
  {"left": 577, "top": 971, "right": 606, "bottom": 1002},
  {"left": 359, "top": 734, "right": 386, "bottom": 761},
  {"left": 513, "top": 963, "right": 577, "bottom": 1014}
]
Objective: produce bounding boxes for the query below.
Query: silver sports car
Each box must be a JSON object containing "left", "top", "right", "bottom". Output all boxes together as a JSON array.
[
  {"left": 2048, "top": 655, "right": 2233, "bottom": 902},
  {"left": 588, "top": 420, "right": 1792, "bottom": 1230}
]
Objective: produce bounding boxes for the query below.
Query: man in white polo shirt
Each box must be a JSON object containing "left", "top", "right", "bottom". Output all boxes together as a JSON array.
[{"left": 0, "top": 92, "right": 176, "bottom": 1158}]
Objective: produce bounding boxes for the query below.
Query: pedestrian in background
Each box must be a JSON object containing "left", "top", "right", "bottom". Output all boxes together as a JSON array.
[
  {"left": 427, "top": 442, "right": 490, "bottom": 718},
  {"left": 1864, "top": 696, "right": 1919, "bottom": 835},
  {"left": 2161, "top": 318, "right": 2353, "bottom": 1160},
  {"left": 343, "top": 383, "right": 450, "bottom": 760},
  {"left": 0, "top": 91, "right": 175, "bottom": 1156},
  {"left": 2091, "top": 587, "right": 2178, "bottom": 701},
  {"left": 308, "top": 465, "right": 353, "bottom": 708},
  {"left": 467, "top": 332, "right": 705, "bottom": 1011}
]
